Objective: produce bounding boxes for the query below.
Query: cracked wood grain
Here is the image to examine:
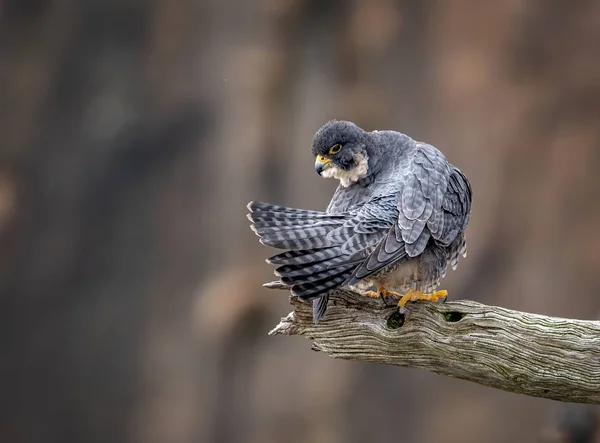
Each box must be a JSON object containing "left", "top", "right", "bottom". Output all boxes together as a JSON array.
[{"left": 267, "top": 283, "right": 600, "bottom": 404}]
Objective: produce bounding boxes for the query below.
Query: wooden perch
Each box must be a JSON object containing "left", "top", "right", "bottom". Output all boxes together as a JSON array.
[{"left": 267, "top": 282, "right": 600, "bottom": 404}]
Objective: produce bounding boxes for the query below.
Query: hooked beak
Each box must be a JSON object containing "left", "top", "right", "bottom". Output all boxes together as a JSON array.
[{"left": 315, "top": 155, "right": 332, "bottom": 175}]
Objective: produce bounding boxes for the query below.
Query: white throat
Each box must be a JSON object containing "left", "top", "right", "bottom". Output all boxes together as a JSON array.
[{"left": 321, "top": 153, "right": 369, "bottom": 187}]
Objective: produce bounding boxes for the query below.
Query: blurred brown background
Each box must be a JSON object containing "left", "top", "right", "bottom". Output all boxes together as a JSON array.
[{"left": 2, "top": 1, "right": 600, "bottom": 442}]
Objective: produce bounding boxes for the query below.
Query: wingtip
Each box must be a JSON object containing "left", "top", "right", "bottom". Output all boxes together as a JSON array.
[
  {"left": 259, "top": 238, "right": 275, "bottom": 247},
  {"left": 342, "top": 272, "right": 359, "bottom": 288},
  {"left": 263, "top": 280, "right": 290, "bottom": 290},
  {"left": 249, "top": 222, "right": 258, "bottom": 235},
  {"left": 312, "top": 295, "right": 329, "bottom": 323}
]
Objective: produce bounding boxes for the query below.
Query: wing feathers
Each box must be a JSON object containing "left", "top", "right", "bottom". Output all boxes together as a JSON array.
[
  {"left": 312, "top": 296, "right": 329, "bottom": 323},
  {"left": 247, "top": 139, "right": 472, "bottom": 323}
]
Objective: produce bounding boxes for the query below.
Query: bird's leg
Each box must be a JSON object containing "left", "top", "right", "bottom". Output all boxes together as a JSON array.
[
  {"left": 396, "top": 289, "right": 449, "bottom": 313},
  {"left": 362, "top": 286, "right": 395, "bottom": 306},
  {"left": 363, "top": 287, "right": 448, "bottom": 310},
  {"left": 378, "top": 290, "right": 392, "bottom": 306}
]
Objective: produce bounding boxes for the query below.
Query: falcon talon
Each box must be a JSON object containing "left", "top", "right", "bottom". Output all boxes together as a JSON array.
[
  {"left": 378, "top": 291, "right": 394, "bottom": 307},
  {"left": 248, "top": 120, "right": 472, "bottom": 323}
]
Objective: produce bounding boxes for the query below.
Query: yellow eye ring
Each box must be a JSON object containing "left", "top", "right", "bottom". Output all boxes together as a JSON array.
[{"left": 329, "top": 144, "right": 342, "bottom": 155}]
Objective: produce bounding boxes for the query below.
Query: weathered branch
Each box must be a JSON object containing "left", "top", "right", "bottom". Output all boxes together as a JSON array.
[{"left": 267, "top": 283, "right": 600, "bottom": 404}]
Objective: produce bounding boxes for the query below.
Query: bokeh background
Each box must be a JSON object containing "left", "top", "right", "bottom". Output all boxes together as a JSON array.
[{"left": 2, "top": 1, "right": 600, "bottom": 442}]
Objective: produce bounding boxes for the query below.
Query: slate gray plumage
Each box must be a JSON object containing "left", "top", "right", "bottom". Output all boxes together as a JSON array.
[{"left": 248, "top": 120, "right": 472, "bottom": 322}]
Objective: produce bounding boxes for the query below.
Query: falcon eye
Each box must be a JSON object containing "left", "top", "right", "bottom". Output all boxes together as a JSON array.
[{"left": 329, "top": 144, "right": 342, "bottom": 155}]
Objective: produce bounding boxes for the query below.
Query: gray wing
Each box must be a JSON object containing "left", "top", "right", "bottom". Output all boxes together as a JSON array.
[
  {"left": 399, "top": 142, "right": 472, "bottom": 253},
  {"left": 326, "top": 182, "right": 371, "bottom": 214},
  {"left": 248, "top": 197, "right": 398, "bottom": 301},
  {"left": 346, "top": 142, "right": 471, "bottom": 284}
]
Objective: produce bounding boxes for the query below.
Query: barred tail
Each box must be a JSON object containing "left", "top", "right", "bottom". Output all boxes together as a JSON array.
[
  {"left": 247, "top": 201, "right": 359, "bottom": 322},
  {"left": 247, "top": 201, "right": 349, "bottom": 250}
]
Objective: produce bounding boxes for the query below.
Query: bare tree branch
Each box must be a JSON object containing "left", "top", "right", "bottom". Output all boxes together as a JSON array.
[{"left": 268, "top": 284, "right": 600, "bottom": 404}]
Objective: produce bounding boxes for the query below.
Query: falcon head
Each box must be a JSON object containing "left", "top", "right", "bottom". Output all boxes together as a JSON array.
[{"left": 311, "top": 120, "right": 370, "bottom": 187}]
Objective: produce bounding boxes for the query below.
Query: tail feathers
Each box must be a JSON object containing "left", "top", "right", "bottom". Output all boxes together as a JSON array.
[
  {"left": 266, "top": 247, "right": 341, "bottom": 265},
  {"left": 253, "top": 223, "right": 342, "bottom": 242},
  {"left": 275, "top": 253, "right": 349, "bottom": 278},
  {"left": 251, "top": 218, "right": 344, "bottom": 229},
  {"left": 272, "top": 247, "right": 358, "bottom": 322},
  {"left": 460, "top": 236, "right": 468, "bottom": 258},
  {"left": 249, "top": 210, "right": 346, "bottom": 222},
  {"left": 273, "top": 247, "right": 359, "bottom": 292},
  {"left": 248, "top": 200, "right": 359, "bottom": 321},
  {"left": 258, "top": 234, "right": 332, "bottom": 250},
  {"left": 280, "top": 262, "right": 357, "bottom": 286},
  {"left": 248, "top": 201, "right": 341, "bottom": 220},
  {"left": 248, "top": 201, "right": 351, "bottom": 250},
  {"left": 290, "top": 267, "right": 355, "bottom": 301},
  {"left": 450, "top": 235, "right": 467, "bottom": 271},
  {"left": 312, "top": 295, "right": 329, "bottom": 323}
]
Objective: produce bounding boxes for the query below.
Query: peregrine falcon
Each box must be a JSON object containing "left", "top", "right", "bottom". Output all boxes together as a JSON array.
[{"left": 248, "top": 120, "right": 472, "bottom": 323}]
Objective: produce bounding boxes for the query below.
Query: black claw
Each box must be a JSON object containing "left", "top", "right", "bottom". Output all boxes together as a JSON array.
[{"left": 379, "top": 291, "right": 393, "bottom": 307}]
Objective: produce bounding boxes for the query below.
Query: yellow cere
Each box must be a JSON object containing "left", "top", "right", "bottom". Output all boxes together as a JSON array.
[
  {"left": 328, "top": 144, "right": 342, "bottom": 155},
  {"left": 317, "top": 155, "right": 331, "bottom": 163}
]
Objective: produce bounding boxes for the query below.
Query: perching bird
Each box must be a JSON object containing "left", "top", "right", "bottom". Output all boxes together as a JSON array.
[{"left": 248, "top": 120, "right": 472, "bottom": 323}]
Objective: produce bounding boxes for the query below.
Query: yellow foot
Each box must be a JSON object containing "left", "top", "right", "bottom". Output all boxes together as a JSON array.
[
  {"left": 397, "top": 289, "right": 448, "bottom": 313},
  {"left": 362, "top": 287, "right": 401, "bottom": 306},
  {"left": 362, "top": 290, "right": 382, "bottom": 299}
]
